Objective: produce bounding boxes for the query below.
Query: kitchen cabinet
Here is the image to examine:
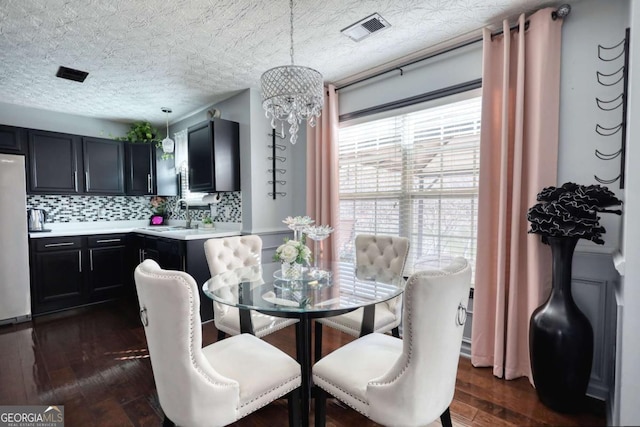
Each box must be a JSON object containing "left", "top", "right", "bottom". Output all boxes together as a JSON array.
[
  {"left": 30, "top": 234, "right": 129, "bottom": 315},
  {"left": 87, "top": 234, "right": 128, "bottom": 302},
  {"left": 130, "top": 233, "right": 212, "bottom": 321},
  {"left": 125, "top": 142, "right": 156, "bottom": 195},
  {"left": 187, "top": 118, "right": 240, "bottom": 193},
  {"left": 28, "top": 130, "right": 82, "bottom": 194},
  {"left": 83, "top": 137, "right": 125, "bottom": 195},
  {"left": 0, "top": 124, "right": 26, "bottom": 154},
  {"left": 30, "top": 237, "right": 85, "bottom": 314}
]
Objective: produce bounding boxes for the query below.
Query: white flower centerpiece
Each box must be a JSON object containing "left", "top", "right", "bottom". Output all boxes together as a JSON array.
[{"left": 274, "top": 239, "right": 311, "bottom": 280}]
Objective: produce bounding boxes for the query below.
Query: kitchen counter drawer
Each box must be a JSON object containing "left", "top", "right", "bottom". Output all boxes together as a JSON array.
[
  {"left": 33, "top": 236, "right": 83, "bottom": 252},
  {"left": 87, "top": 234, "right": 127, "bottom": 248}
]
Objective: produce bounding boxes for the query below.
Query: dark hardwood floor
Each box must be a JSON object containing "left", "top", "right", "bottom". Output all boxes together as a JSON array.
[{"left": 0, "top": 299, "right": 605, "bottom": 426}]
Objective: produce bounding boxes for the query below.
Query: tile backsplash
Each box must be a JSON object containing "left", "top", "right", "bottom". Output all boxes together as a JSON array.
[{"left": 27, "top": 192, "right": 242, "bottom": 223}]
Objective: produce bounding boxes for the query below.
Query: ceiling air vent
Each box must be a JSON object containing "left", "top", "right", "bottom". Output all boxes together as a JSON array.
[
  {"left": 341, "top": 13, "right": 391, "bottom": 42},
  {"left": 56, "top": 66, "right": 89, "bottom": 83}
]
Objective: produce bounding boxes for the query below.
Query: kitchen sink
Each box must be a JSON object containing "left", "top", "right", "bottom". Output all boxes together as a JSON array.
[{"left": 139, "top": 226, "right": 187, "bottom": 232}]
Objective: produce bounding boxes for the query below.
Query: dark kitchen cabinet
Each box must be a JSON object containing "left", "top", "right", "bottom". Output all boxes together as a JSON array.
[
  {"left": 187, "top": 119, "right": 240, "bottom": 193},
  {"left": 87, "top": 235, "right": 128, "bottom": 302},
  {"left": 83, "top": 137, "right": 125, "bottom": 195},
  {"left": 130, "top": 234, "right": 212, "bottom": 321},
  {"left": 28, "top": 130, "right": 82, "bottom": 194},
  {"left": 30, "top": 234, "right": 129, "bottom": 315},
  {"left": 30, "top": 237, "right": 85, "bottom": 314},
  {"left": 0, "top": 124, "right": 26, "bottom": 154},
  {"left": 125, "top": 142, "right": 156, "bottom": 195}
]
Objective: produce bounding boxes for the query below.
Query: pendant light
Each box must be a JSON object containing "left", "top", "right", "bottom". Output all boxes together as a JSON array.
[
  {"left": 260, "top": 0, "right": 324, "bottom": 145},
  {"left": 161, "top": 107, "right": 174, "bottom": 153}
]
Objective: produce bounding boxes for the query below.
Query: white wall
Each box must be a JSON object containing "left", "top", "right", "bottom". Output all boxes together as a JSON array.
[
  {"left": 618, "top": 1, "right": 640, "bottom": 424},
  {"left": 0, "top": 101, "right": 130, "bottom": 137}
]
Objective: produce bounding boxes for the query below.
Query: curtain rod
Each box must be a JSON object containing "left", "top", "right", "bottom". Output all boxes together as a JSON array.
[{"left": 335, "top": 4, "right": 571, "bottom": 92}]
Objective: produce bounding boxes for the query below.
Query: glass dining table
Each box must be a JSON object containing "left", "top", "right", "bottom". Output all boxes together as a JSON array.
[{"left": 203, "top": 262, "right": 405, "bottom": 427}]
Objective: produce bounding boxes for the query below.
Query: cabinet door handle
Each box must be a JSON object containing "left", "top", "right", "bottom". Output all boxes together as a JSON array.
[
  {"left": 85, "top": 171, "right": 90, "bottom": 190},
  {"left": 44, "top": 242, "right": 74, "bottom": 248},
  {"left": 74, "top": 171, "right": 78, "bottom": 192},
  {"left": 147, "top": 174, "right": 152, "bottom": 193},
  {"left": 96, "top": 238, "right": 121, "bottom": 243},
  {"left": 89, "top": 249, "right": 94, "bottom": 271},
  {"left": 78, "top": 251, "right": 82, "bottom": 273}
]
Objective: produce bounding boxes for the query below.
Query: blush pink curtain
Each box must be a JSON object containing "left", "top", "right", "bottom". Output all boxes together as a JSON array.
[
  {"left": 306, "top": 84, "right": 339, "bottom": 263},
  {"left": 471, "top": 9, "right": 563, "bottom": 383}
]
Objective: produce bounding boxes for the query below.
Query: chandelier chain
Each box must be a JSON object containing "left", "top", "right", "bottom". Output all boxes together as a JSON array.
[{"left": 289, "top": 0, "right": 294, "bottom": 65}]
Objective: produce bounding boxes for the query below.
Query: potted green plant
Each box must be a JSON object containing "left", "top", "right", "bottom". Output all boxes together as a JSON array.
[
  {"left": 117, "top": 121, "right": 173, "bottom": 160},
  {"left": 201, "top": 216, "right": 214, "bottom": 229}
]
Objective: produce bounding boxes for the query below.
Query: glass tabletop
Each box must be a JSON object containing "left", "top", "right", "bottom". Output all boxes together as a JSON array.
[{"left": 203, "top": 262, "right": 405, "bottom": 314}]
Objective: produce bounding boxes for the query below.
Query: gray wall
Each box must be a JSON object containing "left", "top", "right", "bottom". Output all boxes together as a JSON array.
[
  {"left": 170, "top": 89, "right": 307, "bottom": 234},
  {"left": 0, "top": 101, "right": 130, "bottom": 138}
]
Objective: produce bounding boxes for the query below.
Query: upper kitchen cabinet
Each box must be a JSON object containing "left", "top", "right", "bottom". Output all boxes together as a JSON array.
[
  {"left": 125, "top": 142, "right": 156, "bottom": 195},
  {"left": 28, "top": 129, "right": 82, "bottom": 194},
  {"left": 82, "top": 137, "right": 125, "bottom": 195},
  {"left": 0, "top": 124, "right": 26, "bottom": 154},
  {"left": 125, "top": 143, "right": 177, "bottom": 196},
  {"left": 187, "top": 118, "right": 240, "bottom": 193}
]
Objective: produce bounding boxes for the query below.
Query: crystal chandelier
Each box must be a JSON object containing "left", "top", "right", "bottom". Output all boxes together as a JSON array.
[
  {"left": 260, "top": 0, "right": 324, "bottom": 145},
  {"left": 161, "top": 107, "right": 174, "bottom": 153}
]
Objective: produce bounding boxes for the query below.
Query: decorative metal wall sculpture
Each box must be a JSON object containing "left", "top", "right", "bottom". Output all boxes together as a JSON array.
[{"left": 594, "top": 28, "right": 630, "bottom": 189}]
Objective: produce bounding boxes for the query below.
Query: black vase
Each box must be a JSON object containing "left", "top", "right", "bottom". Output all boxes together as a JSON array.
[{"left": 529, "top": 236, "right": 593, "bottom": 413}]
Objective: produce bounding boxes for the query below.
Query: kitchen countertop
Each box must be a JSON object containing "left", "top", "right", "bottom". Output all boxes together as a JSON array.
[{"left": 28, "top": 220, "right": 242, "bottom": 241}]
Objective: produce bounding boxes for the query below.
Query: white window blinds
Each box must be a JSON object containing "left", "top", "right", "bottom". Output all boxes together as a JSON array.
[{"left": 337, "top": 93, "right": 481, "bottom": 279}]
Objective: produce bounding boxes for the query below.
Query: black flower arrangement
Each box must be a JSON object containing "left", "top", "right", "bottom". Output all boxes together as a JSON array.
[{"left": 527, "top": 182, "right": 622, "bottom": 245}]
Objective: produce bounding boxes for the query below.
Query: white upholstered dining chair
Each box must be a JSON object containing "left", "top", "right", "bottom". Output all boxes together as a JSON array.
[
  {"left": 134, "top": 259, "right": 301, "bottom": 427},
  {"left": 204, "top": 235, "right": 298, "bottom": 340},
  {"left": 314, "top": 234, "right": 410, "bottom": 360},
  {"left": 312, "top": 257, "right": 471, "bottom": 427}
]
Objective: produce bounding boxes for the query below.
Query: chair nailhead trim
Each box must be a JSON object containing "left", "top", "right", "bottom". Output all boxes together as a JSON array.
[
  {"left": 141, "top": 267, "right": 236, "bottom": 389},
  {"left": 238, "top": 376, "right": 301, "bottom": 417}
]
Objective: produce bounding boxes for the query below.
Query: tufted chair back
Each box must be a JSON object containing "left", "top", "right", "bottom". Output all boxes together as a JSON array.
[
  {"left": 134, "top": 260, "right": 240, "bottom": 427},
  {"left": 355, "top": 234, "right": 410, "bottom": 282},
  {"left": 366, "top": 257, "right": 471, "bottom": 426},
  {"left": 204, "top": 235, "right": 262, "bottom": 275},
  {"left": 355, "top": 234, "right": 409, "bottom": 315}
]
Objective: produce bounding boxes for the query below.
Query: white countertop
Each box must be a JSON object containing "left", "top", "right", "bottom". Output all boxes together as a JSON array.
[{"left": 28, "top": 220, "right": 242, "bottom": 241}]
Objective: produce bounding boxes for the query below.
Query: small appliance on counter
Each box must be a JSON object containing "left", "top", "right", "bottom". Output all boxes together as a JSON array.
[{"left": 27, "top": 208, "right": 51, "bottom": 232}]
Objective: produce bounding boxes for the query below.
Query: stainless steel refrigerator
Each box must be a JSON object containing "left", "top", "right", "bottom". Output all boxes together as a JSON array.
[{"left": 0, "top": 153, "right": 31, "bottom": 324}]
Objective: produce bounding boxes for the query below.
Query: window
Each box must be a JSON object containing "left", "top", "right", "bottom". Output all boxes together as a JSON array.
[
  {"left": 337, "top": 91, "right": 481, "bottom": 281},
  {"left": 174, "top": 129, "right": 208, "bottom": 205}
]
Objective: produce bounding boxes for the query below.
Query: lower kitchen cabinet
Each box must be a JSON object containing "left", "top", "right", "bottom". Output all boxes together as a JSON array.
[
  {"left": 87, "top": 235, "right": 128, "bottom": 302},
  {"left": 32, "top": 238, "right": 85, "bottom": 314},
  {"left": 131, "top": 234, "right": 212, "bottom": 321},
  {"left": 30, "top": 234, "right": 129, "bottom": 315}
]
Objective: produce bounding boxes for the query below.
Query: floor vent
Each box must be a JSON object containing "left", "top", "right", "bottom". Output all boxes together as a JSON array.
[
  {"left": 56, "top": 66, "right": 89, "bottom": 83},
  {"left": 341, "top": 13, "right": 391, "bottom": 42}
]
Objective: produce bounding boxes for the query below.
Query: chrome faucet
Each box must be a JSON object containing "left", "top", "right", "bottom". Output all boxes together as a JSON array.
[{"left": 175, "top": 199, "right": 192, "bottom": 229}]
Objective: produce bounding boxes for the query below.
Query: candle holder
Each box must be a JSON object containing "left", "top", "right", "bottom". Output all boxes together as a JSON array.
[
  {"left": 283, "top": 215, "right": 314, "bottom": 241},
  {"left": 304, "top": 224, "right": 334, "bottom": 278}
]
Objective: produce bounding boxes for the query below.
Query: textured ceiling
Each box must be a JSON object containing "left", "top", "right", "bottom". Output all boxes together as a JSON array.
[{"left": 0, "top": 0, "right": 561, "bottom": 125}]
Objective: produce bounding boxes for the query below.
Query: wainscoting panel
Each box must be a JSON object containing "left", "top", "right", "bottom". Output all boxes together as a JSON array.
[{"left": 572, "top": 250, "right": 619, "bottom": 401}]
